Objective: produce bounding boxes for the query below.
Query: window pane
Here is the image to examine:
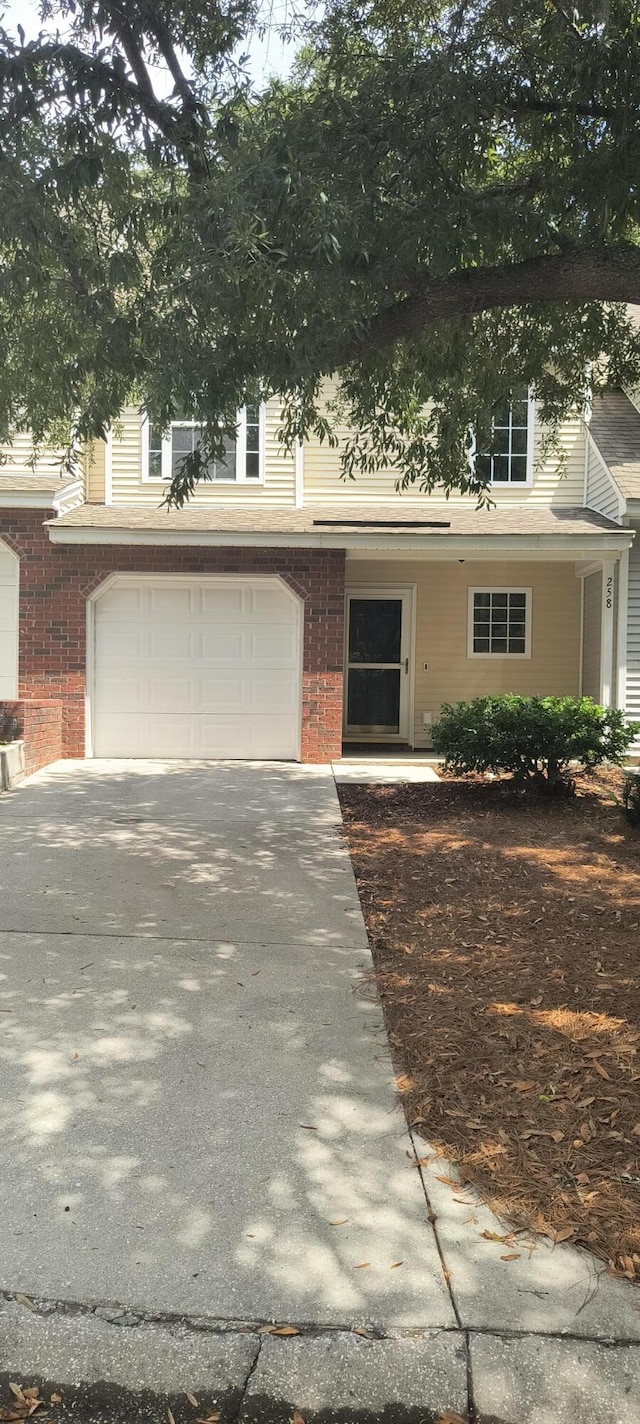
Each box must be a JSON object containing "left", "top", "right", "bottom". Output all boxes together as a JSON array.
[
  {"left": 172, "top": 426, "right": 194, "bottom": 455},
  {"left": 212, "top": 432, "right": 237, "bottom": 480},
  {"left": 245, "top": 451, "right": 260, "bottom": 479},
  {"left": 492, "top": 593, "right": 508, "bottom": 608},
  {"left": 509, "top": 637, "right": 526, "bottom": 653},
  {"left": 349, "top": 599, "right": 402, "bottom": 663},
  {"left": 492, "top": 637, "right": 507, "bottom": 652},
  {"left": 511, "top": 427, "right": 528, "bottom": 455},
  {"left": 491, "top": 455, "right": 510, "bottom": 482},
  {"left": 474, "top": 592, "right": 490, "bottom": 609},
  {"left": 476, "top": 454, "right": 492, "bottom": 482},
  {"left": 509, "top": 456, "right": 528, "bottom": 482},
  {"left": 492, "top": 426, "right": 510, "bottom": 455},
  {"left": 509, "top": 592, "right": 526, "bottom": 608},
  {"left": 473, "top": 636, "right": 490, "bottom": 653}
]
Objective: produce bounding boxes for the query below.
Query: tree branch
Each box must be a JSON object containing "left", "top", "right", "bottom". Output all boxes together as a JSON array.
[{"left": 344, "top": 243, "right": 640, "bottom": 359}]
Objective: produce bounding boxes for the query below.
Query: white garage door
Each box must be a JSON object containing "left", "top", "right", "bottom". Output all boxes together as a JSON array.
[
  {"left": 0, "top": 540, "right": 18, "bottom": 699},
  {"left": 92, "top": 575, "right": 302, "bottom": 758}
]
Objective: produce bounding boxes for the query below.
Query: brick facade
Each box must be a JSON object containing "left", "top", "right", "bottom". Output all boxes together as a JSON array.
[
  {"left": 0, "top": 698, "right": 63, "bottom": 775},
  {"left": 0, "top": 510, "right": 346, "bottom": 764}
]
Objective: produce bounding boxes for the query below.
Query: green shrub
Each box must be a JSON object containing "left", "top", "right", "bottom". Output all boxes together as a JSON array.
[
  {"left": 432, "top": 695, "right": 639, "bottom": 795},
  {"left": 623, "top": 770, "right": 640, "bottom": 826}
]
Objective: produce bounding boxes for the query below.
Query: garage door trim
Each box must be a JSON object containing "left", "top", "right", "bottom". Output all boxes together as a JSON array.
[{"left": 86, "top": 571, "right": 304, "bottom": 759}]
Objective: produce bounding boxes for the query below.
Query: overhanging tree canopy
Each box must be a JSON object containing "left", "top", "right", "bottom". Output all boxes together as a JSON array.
[{"left": 2, "top": 0, "right": 640, "bottom": 502}]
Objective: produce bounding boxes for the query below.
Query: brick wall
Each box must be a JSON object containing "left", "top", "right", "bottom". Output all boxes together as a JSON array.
[
  {"left": 0, "top": 699, "right": 63, "bottom": 775},
  {"left": 0, "top": 510, "right": 345, "bottom": 763}
]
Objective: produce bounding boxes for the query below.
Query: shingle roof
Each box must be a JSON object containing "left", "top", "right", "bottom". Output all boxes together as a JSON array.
[
  {"left": 0, "top": 474, "right": 72, "bottom": 495},
  {"left": 48, "top": 501, "right": 626, "bottom": 541},
  {"left": 589, "top": 391, "right": 640, "bottom": 500}
]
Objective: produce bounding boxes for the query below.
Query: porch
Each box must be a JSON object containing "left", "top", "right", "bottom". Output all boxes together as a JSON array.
[{"left": 342, "top": 550, "right": 631, "bottom": 751}]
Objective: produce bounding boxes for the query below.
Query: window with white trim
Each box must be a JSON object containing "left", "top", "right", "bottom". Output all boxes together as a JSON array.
[
  {"left": 475, "top": 389, "right": 534, "bottom": 485},
  {"left": 468, "top": 588, "right": 532, "bottom": 657},
  {"left": 144, "top": 405, "right": 263, "bottom": 483}
]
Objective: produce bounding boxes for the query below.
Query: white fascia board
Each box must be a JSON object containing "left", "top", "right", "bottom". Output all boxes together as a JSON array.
[
  {"left": 46, "top": 525, "right": 636, "bottom": 555},
  {"left": 0, "top": 480, "right": 83, "bottom": 510}
]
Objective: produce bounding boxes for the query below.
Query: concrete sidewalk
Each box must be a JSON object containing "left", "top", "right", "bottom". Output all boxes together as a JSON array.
[{"left": 0, "top": 759, "right": 638, "bottom": 1423}]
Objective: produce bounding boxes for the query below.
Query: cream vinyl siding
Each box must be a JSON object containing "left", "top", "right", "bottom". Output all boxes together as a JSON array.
[
  {"left": 585, "top": 438, "right": 621, "bottom": 520},
  {"left": 305, "top": 387, "right": 586, "bottom": 508},
  {"left": 86, "top": 440, "right": 106, "bottom": 503},
  {"left": 581, "top": 571, "right": 602, "bottom": 702},
  {"left": 110, "top": 401, "right": 296, "bottom": 506},
  {"left": 0, "top": 430, "right": 69, "bottom": 482},
  {"left": 346, "top": 559, "right": 581, "bottom": 746},
  {"left": 627, "top": 528, "right": 640, "bottom": 749}
]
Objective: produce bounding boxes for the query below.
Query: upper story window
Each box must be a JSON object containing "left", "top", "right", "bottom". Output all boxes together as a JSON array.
[
  {"left": 144, "top": 405, "right": 264, "bottom": 484},
  {"left": 475, "top": 390, "right": 534, "bottom": 486}
]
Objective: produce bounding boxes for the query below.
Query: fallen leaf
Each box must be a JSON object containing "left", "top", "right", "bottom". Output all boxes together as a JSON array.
[
  {"left": 549, "top": 1129, "right": 565, "bottom": 1143},
  {"left": 511, "top": 1080, "right": 536, "bottom": 1092},
  {"left": 389, "top": 1261, "right": 405, "bottom": 1269},
  {"left": 49, "top": 1396, "right": 62, "bottom": 1407},
  {"left": 298, "top": 1124, "right": 317, "bottom": 1131},
  {"left": 329, "top": 1219, "right": 349, "bottom": 1226},
  {"left": 270, "top": 1326, "right": 300, "bottom": 1337},
  {"left": 590, "top": 1060, "right": 611, "bottom": 1080},
  {"left": 351, "top": 1327, "right": 373, "bottom": 1338},
  {"left": 632, "top": 1124, "right": 640, "bottom": 1137},
  {"left": 434, "top": 1175, "right": 460, "bottom": 1187},
  {"left": 411, "top": 1156, "right": 430, "bottom": 1168},
  {"left": 186, "top": 1392, "right": 199, "bottom": 1409},
  {"left": 292, "top": 1413, "right": 306, "bottom": 1424},
  {"left": 196, "top": 1414, "right": 220, "bottom": 1424},
  {"left": 435, "top": 1412, "right": 468, "bottom": 1424},
  {"left": 13, "top": 1296, "right": 38, "bottom": 1314},
  {"left": 482, "top": 1230, "right": 510, "bottom": 1243},
  {"left": 500, "top": 1253, "right": 521, "bottom": 1261},
  {"left": 354, "top": 1262, "right": 370, "bottom": 1269},
  {"left": 167, "top": 1410, "right": 176, "bottom": 1424},
  {"left": 554, "top": 1226, "right": 575, "bottom": 1243}
]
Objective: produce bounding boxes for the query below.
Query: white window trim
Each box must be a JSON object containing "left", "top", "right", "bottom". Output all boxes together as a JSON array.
[
  {"left": 141, "top": 406, "right": 266, "bottom": 486},
  {"left": 471, "top": 391, "right": 535, "bottom": 488},
  {"left": 467, "top": 586, "right": 532, "bottom": 660}
]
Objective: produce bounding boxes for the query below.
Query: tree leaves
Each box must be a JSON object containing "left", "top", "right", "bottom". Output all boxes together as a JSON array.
[{"left": 2, "top": 2, "right": 640, "bottom": 500}]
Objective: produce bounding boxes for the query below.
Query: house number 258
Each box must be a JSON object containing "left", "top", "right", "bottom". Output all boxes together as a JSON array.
[{"left": 606, "top": 574, "right": 614, "bottom": 611}]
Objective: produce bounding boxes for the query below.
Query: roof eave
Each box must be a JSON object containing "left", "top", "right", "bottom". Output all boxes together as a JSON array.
[{"left": 45, "top": 524, "right": 635, "bottom": 554}]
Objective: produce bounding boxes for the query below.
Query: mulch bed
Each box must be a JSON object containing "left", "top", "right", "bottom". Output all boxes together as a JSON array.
[{"left": 339, "top": 770, "right": 640, "bottom": 1282}]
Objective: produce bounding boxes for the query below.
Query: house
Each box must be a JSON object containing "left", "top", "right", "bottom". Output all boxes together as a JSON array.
[{"left": 0, "top": 388, "right": 638, "bottom": 773}]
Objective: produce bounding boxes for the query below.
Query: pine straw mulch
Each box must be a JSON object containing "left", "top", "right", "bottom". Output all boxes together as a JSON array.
[{"left": 338, "top": 768, "right": 640, "bottom": 1283}]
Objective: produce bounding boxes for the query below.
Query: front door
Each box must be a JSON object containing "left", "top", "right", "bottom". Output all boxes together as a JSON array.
[{"left": 344, "top": 589, "right": 412, "bottom": 740}]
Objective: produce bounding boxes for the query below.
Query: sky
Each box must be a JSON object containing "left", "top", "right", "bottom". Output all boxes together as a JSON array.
[{"left": 0, "top": 0, "right": 301, "bottom": 87}]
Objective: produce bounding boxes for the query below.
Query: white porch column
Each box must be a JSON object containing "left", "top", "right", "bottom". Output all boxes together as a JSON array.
[
  {"left": 616, "top": 549, "right": 629, "bottom": 712},
  {"left": 600, "top": 560, "right": 615, "bottom": 706}
]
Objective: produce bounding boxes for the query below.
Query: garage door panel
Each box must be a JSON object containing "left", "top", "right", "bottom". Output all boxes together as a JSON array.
[
  {"left": 200, "top": 672, "right": 298, "bottom": 713},
  {"left": 201, "top": 586, "right": 246, "bottom": 616},
  {"left": 147, "top": 628, "right": 200, "bottom": 660},
  {"left": 98, "top": 586, "right": 145, "bottom": 616},
  {"left": 148, "top": 586, "right": 194, "bottom": 617},
  {"left": 95, "top": 625, "right": 143, "bottom": 661},
  {"left": 93, "top": 576, "right": 301, "bottom": 758}
]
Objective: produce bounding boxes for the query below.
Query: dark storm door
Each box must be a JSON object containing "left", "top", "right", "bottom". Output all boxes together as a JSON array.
[{"left": 344, "top": 590, "right": 411, "bottom": 738}]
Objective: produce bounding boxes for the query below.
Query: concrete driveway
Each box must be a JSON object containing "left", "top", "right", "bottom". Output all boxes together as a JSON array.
[{"left": 0, "top": 759, "right": 638, "bottom": 1424}]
